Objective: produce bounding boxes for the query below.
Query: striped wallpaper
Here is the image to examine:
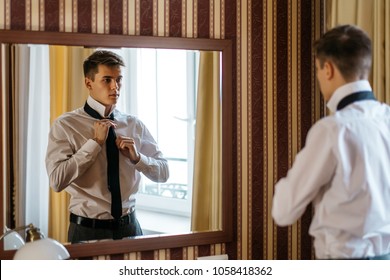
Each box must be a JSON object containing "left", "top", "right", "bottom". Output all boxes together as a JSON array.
[{"left": 0, "top": 0, "right": 324, "bottom": 260}]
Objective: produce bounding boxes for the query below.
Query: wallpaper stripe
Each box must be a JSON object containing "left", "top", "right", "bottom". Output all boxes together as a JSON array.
[
  {"left": 78, "top": 0, "right": 92, "bottom": 33},
  {"left": 64, "top": 0, "right": 72, "bottom": 32},
  {"left": 153, "top": 0, "right": 165, "bottom": 36},
  {"left": 123, "top": 0, "right": 136, "bottom": 36},
  {"left": 220, "top": 0, "right": 224, "bottom": 39},
  {"left": 164, "top": 0, "right": 169, "bottom": 36},
  {"left": 45, "top": 0, "right": 59, "bottom": 32},
  {"left": 25, "top": 0, "right": 30, "bottom": 29},
  {"left": 181, "top": 0, "right": 186, "bottom": 36},
  {"left": 122, "top": 0, "right": 128, "bottom": 34},
  {"left": 140, "top": 0, "right": 152, "bottom": 36},
  {"left": 0, "top": 2, "right": 3, "bottom": 28},
  {"left": 271, "top": 0, "right": 277, "bottom": 260},
  {"left": 0, "top": 0, "right": 325, "bottom": 260},
  {"left": 250, "top": 0, "right": 263, "bottom": 261},
  {"left": 240, "top": 0, "right": 248, "bottom": 260},
  {"left": 197, "top": 0, "right": 208, "bottom": 38},
  {"left": 193, "top": 0, "right": 197, "bottom": 37},
  {"left": 210, "top": 0, "right": 213, "bottom": 38},
  {"left": 266, "top": 0, "right": 272, "bottom": 260},
  {"left": 91, "top": 0, "right": 95, "bottom": 32},
  {"left": 246, "top": 0, "right": 252, "bottom": 260},
  {"left": 93, "top": 0, "right": 104, "bottom": 34},
  {"left": 169, "top": 0, "right": 180, "bottom": 37},
  {"left": 275, "top": 0, "right": 288, "bottom": 260},
  {"left": 59, "top": 0, "right": 64, "bottom": 31},
  {"left": 211, "top": 0, "right": 223, "bottom": 39},
  {"left": 104, "top": 0, "right": 109, "bottom": 34},
  {"left": 109, "top": 0, "right": 123, "bottom": 34},
  {"left": 169, "top": 247, "right": 183, "bottom": 260},
  {"left": 73, "top": 0, "right": 78, "bottom": 32},
  {"left": 6, "top": 0, "right": 10, "bottom": 29},
  {"left": 10, "top": 0, "right": 25, "bottom": 30},
  {"left": 235, "top": 0, "right": 242, "bottom": 260},
  {"left": 291, "top": 0, "right": 300, "bottom": 260}
]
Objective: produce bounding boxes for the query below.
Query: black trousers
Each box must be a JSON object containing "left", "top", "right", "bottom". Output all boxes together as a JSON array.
[{"left": 68, "top": 211, "right": 143, "bottom": 244}]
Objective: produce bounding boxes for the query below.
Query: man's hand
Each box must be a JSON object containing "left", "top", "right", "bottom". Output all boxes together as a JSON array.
[
  {"left": 93, "top": 119, "right": 117, "bottom": 146},
  {"left": 116, "top": 135, "right": 140, "bottom": 164}
]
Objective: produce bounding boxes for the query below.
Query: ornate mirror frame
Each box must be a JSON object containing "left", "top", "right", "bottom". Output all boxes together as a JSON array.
[{"left": 0, "top": 30, "right": 233, "bottom": 259}]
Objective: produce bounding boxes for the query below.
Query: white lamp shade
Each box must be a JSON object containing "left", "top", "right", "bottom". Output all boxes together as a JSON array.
[
  {"left": 13, "top": 238, "right": 70, "bottom": 260},
  {"left": 4, "top": 231, "right": 25, "bottom": 250}
]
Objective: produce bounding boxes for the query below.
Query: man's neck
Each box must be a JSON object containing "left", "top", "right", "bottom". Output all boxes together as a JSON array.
[
  {"left": 326, "top": 80, "right": 372, "bottom": 112},
  {"left": 87, "top": 96, "right": 115, "bottom": 118}
]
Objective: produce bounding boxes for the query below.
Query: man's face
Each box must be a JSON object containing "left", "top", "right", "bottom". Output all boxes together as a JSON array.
[
  {"left": 315, "top": 58, "right": 332, "bottom": 102},
  {"left": 85, "top": 64, "right": 123, "bottom": 107}
]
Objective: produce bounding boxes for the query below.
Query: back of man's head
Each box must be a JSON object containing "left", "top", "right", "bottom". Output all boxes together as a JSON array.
[{"left": 314, "top": 24, "right": 372, "bottom": 81}]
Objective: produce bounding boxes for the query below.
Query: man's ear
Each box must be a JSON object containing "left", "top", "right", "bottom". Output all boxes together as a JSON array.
[
  {"left": 85, "top": 77, "right": 92, "bottom": 90},
  {"left": 324, "top": 61, "right": 335, "bottom": 80}
]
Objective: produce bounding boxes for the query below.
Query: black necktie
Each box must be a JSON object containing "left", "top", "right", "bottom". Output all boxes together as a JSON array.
[
  {"left": 84, "top": 102, "right": 122, "bottom": 219},
  {"left": 337, "top": 91, "right": 376, "bottom": 111}
]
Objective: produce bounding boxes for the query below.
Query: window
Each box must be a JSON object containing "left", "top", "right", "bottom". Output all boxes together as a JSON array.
[{"left": 114, "top": 48, "right": 199, "bottom": 234}]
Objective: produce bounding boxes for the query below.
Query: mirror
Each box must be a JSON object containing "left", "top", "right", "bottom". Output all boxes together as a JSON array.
[{"left": 0, "top": 30, "right": 233, "bottom": 259}]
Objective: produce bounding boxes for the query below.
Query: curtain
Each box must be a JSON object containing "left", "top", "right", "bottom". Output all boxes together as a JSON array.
[
  {"left": 191, "top": 51, "right": 222, "bottom": 231},
  {"left": 327, "top": 0, "right": 390, "bottom": 103},
  {"left": 25, "top": 45, "right": 51, "bottom": 236},
  {"left": 1, "top": 44, "right": 14, "bottom": 229},
  {"left": 7, "top": 44, "right": 50, "bottom": 236},
  {"left": 48, "top": 46, "right": 93, "bottom": 243},
  {"left": 11, "top": 45, "right": 28, "bottom": 230}
]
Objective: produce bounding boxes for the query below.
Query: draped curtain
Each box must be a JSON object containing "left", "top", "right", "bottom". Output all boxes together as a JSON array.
[
  {"left": 191, "top": 51, "right": 222, "bottom": 231},
  {"left": 48, "top": 46, "right": 93, "bottom": 242},
  {"left": 4, "top": 44, "right": 50, "bottom": 236},
  {"left": 0, "top": 44, "right": 14, "bottom": 229},
  {"left": 327, "top": 0, "right": 390, "bottom": 103}
]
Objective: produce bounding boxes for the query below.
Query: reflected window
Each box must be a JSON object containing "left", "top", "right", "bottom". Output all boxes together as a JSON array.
[{"left": 103, "top": 48, "right": 200, "bottom": 234}]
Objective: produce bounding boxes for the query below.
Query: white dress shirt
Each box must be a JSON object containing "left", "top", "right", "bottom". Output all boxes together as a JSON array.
[
  {"left": 272, "top": 80, "right": 390, "bottom": 259},
  {"left": 46, "top": 96, "right": 169, "bottom": 219}
]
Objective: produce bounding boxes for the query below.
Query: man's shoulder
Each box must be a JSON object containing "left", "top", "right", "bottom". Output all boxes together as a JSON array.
[
  {"left": 312, "top": 114, "right": 339, "bottom": 129},
  {"left": 53, "top": 107, "right": 86, "bottom": 124},
  {"left": 114, "top": 110, "right": 142, "bottom": 123}
]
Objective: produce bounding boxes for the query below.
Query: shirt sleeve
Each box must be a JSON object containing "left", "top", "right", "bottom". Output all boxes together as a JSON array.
[
  {"left": 45, "top": 120, "right": 101, "bottom": 192},
  {"left": 272, "top": 120, "right": 337, "bottom": 226},
  {"left": 134, "top": 123, "right": 170, "bottom": 183}
]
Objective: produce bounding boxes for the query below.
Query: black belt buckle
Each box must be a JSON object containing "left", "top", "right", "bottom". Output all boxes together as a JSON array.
[{"left": 113, "top": 215, "right": 127, "bottom": 229}]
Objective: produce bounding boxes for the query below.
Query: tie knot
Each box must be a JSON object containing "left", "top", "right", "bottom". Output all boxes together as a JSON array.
[{"left": 107, "top": 113, "right": 114, "bottom": 121}]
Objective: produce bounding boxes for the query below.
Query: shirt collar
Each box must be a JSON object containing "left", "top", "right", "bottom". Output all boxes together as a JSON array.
[
  {"left": 87, "top": 96, "right": 116, "bottom": 118},
  {"left": 326, "top": 80, "right": 372, "bottom": 113}
]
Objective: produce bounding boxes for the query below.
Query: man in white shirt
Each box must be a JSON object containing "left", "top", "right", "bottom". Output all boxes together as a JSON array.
[
  {"left": 272, "top": 25, "right": 390, "bottom": 259},
  {"left": 46, "top": 50, "right": 169, "bottom": 243}
]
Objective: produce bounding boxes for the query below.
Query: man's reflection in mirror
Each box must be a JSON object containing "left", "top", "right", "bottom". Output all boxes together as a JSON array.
[{"left": 45, "top": 50, "right": 170, "bottom": 243}]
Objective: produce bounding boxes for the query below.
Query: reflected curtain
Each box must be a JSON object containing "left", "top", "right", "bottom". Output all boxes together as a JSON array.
[
  {"left": 5, "top": 44, "right": 50, "bottom": 235},
  {"left": 191, "top": 51, "right": 222, "bottom": 231},
  {"left": 1, "top": 44, "right": 15, "bottom": 229},
  {"left": 11, "top": 45, "right": 28, "bottom": 229},
  {"left": 48, "top": 46, "right": 93, "bottom": 242},
  {"left": 327, "top": 0, "right": 390, "bottom": 103}
]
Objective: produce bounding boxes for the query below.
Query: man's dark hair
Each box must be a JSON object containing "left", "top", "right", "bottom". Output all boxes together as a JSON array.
[
  {"left": 83, "top": 50, "right": 125, "bottom": 80},
  {"left": 314, "top": 24, "right": 372, "bottom": 81}
]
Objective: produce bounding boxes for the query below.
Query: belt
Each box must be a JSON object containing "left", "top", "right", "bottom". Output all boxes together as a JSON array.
[{"left": 70, "top": 207, "right": 135, "bottom": 229}]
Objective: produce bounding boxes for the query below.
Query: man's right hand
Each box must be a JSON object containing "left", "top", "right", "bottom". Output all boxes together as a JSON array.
[{"left": 93, "top": 119, "right": 117, "bottom": 146}]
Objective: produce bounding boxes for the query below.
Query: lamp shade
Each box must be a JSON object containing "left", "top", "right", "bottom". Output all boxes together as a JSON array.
[
  {"left": 13, "top": 238, "right": 70, "bottom": 260},
  {"left": 3, "top": 231, "right": 25, "bottom": 250}
]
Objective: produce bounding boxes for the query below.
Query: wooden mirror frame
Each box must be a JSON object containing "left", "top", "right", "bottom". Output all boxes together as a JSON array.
[{"left": 0, "top": 30, "right": 233, "bottom": 259}]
